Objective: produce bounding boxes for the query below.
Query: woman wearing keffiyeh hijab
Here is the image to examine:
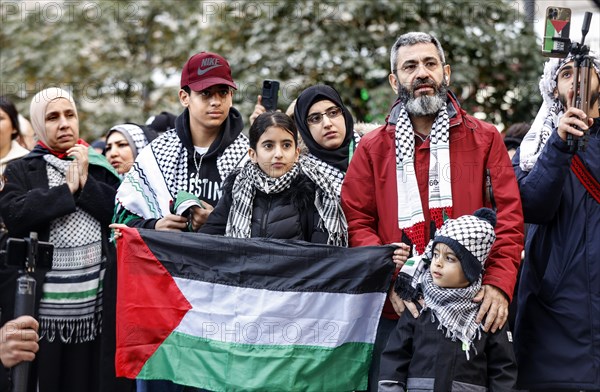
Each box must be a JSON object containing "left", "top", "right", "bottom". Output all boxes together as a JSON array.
[
  {"left": 200, "top": 111, "right": 347, "bottom": 247},
  {"left": 0, "top": 87, "right": 120, "bottom": 392},
  {"left": 105, "top": 123, "right": 157, "bottom": 176},
  {"left": 379, "top": 208, "right": 518, "bottom": 391}
]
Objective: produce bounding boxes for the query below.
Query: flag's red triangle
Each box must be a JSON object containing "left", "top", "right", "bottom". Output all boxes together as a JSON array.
[
  {"left": 551, "top": 19, "right": 568, "bottom": 34},
  {"left": 115, "top": 228, "right": 192, "bottom": 378}
]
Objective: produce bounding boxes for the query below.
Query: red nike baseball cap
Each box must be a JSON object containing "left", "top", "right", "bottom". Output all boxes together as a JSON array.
[{"left": 180, "top": 52, "right": 237, "bottom": 91}]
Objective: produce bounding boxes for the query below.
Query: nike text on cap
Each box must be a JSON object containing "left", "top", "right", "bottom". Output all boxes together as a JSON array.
[{"left": 180, "top": 51, "right": 237, "bottom": 91}]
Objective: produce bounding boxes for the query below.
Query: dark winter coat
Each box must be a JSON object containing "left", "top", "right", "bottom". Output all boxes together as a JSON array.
[
  {"left": 0, "top": 153, "right": 120, "bottom": 392},
  {"left": 513, "top": 119, "right": 600, "bottom": 390},
  {"left": 200, "top": 171, "right": 329, "bottom": 244},
  {"left": 379, "top": 309, "right": 518, "bottom": 392}
]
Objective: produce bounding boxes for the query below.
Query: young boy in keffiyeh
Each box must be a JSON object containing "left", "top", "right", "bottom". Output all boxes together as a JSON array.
[{"left": 379, "top": 208, "right": 517, "bottom": 392}]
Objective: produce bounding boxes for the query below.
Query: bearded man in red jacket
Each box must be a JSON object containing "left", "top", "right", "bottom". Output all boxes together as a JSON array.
[{"left": 341, "top": 32, "right": 523, "bottom": 391}]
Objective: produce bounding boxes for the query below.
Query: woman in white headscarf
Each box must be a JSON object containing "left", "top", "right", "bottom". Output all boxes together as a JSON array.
[{"left": 0, "top": 87, "right": 120, "bottom": 392}]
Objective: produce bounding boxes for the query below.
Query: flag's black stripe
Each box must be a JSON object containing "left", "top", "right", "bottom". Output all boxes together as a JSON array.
[
  {"left": 44, "top": 271, "right": 103, "bottom": 284},
  {"left": 137, "top": 229, "right": 395, "bottom": 294}
]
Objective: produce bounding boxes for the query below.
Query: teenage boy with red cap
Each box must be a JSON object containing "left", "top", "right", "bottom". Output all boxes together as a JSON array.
[
  {"left": 115, "top": 51, "right": 249, "bottom": 231},
  {"left": 112, "top": 52, "right": 249, "bottom": 392}
]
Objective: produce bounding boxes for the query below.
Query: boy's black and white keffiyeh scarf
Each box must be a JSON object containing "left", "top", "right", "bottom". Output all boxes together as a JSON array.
[
  {"left": 225, "top": 162, "right": 300, "bottom": 239},
  {"left": 115, "top": 129, "right": 249, "bottom": 220},
  {"left": 422, "top": 271, "right": 482, "bottom": 360},
  {"left": 395, "top": 105, "right": 452, "bottom": 254},
  {"left": 395, "top": 243, "right": 482, "bottom": 360},
  {"left": 299, "top": 156, "right": 348, "bottom": 246},
  {"left": 40, "top": 155, "right": 104, "bottom": 343},
  {"left": 394, "top": 250, "right": 430, "bottom": 303}
]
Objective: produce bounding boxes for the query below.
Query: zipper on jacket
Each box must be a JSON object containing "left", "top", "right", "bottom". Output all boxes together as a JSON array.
[
  {"left": 486, "top": 168, "right": 497, "bottom": 211},
  {"left": 260, "top": 196, "right": 272, "bottom": 237}
]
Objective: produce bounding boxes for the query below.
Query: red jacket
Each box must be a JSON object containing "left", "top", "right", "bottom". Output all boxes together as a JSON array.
[{"left": 341, "top": 95, "right": 523, "bottom": 319}]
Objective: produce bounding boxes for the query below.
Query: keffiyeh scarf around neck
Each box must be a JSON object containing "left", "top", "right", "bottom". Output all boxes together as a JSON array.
[
  {"left": 225, "top": 162, "right": 300, "bottom": 239},
  {"left": 299, "top": 156, "right": 348, "bottom": 246},
  {"left": 395, "top": 247, "right": 483, "bottom": 359},
  {"left": 115, "top": 129, "right": 248, "bottom": 220},
  {"left": 395, "top": 105, "right": 452, "bottom": 254},
  {"left": 519, "top": 100, "right": 563, "bottom": 171},
  {"left": 225, "top": 160, "right": 348, "bottom": 246},
  {"left": 422, "top": 272, "right": 482, "bottom": 360},
  {"left": 520, "top": 53, "right": 600, "bottom": 171},
  {"left": 40, "top": 154, "right": 104, "bottom": 343},
  {"left": 301, "top": 130, "right": 361, "bottom": 197}
]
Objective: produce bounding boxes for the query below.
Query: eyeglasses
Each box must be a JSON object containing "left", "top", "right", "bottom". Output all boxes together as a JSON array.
[{"left": 306, "top": 106, "right": 343, "bottom": 125}]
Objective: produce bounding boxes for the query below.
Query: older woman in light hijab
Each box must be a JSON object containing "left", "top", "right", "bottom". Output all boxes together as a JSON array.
[{"left": 0, "top": 87, "right": 120, "bottom": 392}]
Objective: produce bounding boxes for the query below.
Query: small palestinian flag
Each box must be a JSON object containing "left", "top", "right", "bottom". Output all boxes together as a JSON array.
[{"left": 115, "top": 228, "right": 395, "bottom": 391}]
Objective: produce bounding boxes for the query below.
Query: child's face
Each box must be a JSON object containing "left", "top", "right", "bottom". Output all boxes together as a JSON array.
[
  {"left": 430, "top": 243, "right": 470, "bottom": 288},
  {"left": 248, "top": 125, "right": 300, "bottom": 178}
]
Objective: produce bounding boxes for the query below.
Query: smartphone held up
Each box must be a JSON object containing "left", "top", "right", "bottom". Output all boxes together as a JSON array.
[
  {"left": 542, "top": 6, "right": 571, "bottom": 58},
  {"left": 261, "top": 80, "right": 280, "bottom": 111}
]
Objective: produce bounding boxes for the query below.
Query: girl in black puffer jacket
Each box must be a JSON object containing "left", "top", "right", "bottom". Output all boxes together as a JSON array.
[{"left": 200, "top": 112, "right": 347, "bottom": 246}]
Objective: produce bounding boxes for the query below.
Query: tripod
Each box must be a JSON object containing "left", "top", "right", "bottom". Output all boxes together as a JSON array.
[{"left": 566, "top": 12, "right": 594, "bottom": 152}]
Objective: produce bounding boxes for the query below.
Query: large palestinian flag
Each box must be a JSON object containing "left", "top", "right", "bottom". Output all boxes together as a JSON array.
[{"left": 115, "top": 227, "right": 395, "bottom": 391}]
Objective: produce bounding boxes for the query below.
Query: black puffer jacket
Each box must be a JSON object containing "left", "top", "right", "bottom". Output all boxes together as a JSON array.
[
  {"left": 379, "top": 308, "right": 518, "bottom": 392},
  {"left": 200, "top": 171, "right": 329, "bottom": 243}
]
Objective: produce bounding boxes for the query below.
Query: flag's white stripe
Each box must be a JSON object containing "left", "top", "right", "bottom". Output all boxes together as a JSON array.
[
  {"left": 43, "top": 277, "right": 101, "bottom": 293},
  {"left": 172, "top": 277, "right": 384, "bottom": 348}
]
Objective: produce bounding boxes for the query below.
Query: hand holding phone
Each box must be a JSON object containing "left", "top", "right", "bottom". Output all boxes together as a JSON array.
[{"left": 261, "top": 80, "right": 280, "bottom": 111}]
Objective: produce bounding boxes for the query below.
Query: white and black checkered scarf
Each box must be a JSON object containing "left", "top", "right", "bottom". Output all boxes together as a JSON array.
[
  {"left": 422, "top": 270, "right": 482, "bottom": 360},
  {"left": 225, "top": 162, "right": 300, "bottom": 239},
  {"left": 116, "top": 128, "right": 249, "bottom": 220},
  {"left": 394, "top": 105, "right": 452, "bottom": 254},
  {"left": 299, "top": 155, "right": 348, "bottom": 246},
  {"left": 520, "top": 53, "right": 600, "bottom": 171},
  {"left": 225, "top": 160, "right": 347, "bottom": 246},
  {"left": 40, "top": 155, "right": 104, "bottom": 343}
]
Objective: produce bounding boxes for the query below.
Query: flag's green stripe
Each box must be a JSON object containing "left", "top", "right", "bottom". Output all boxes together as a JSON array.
[
  {"left": 137, "top": 331, "right": 372, "bottom": 392},
  {"left": 42, "top": 285, "right": 102, "bottom": 300}
]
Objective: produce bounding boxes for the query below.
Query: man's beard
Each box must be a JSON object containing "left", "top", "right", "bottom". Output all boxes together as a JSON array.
[
  {"left": 398, "top": 77, "right": 448, "bottom": 117},
  {"left": 558, "top": 90, "right": 599, "bottom": 115}
]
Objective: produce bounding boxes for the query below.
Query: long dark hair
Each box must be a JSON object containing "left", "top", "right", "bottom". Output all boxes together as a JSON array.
[
  {"left": 249, "top": 112, "right": 298, "bottom": 150},
  {"left": 0, "top": 96, "right": 21, "bottom": 140}
]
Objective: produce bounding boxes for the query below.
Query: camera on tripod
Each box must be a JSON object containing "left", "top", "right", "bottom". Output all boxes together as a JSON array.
[{"left": 0, "top": 234, "right": 53, "bottom": 271}]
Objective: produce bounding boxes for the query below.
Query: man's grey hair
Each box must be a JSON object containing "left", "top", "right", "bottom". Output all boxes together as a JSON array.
[{"left": 390, "top": 32, "right": 446, "bottom": 73}]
